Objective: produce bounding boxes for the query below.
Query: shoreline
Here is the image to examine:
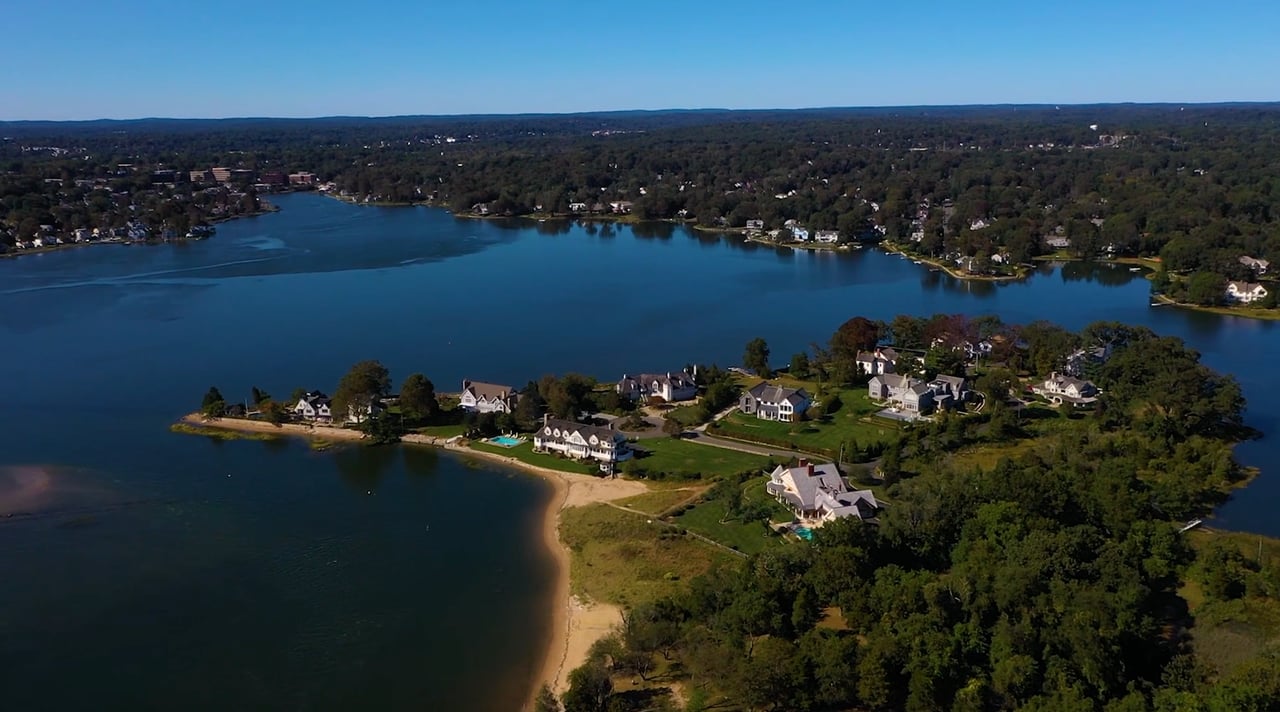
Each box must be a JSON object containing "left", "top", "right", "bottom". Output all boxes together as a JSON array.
[
  {"left": 177, "top": 414, "right": 642, "bottom": 708},
  {"left": 1151, "top": 293, "right": 1280, "bottom": 321},
  {"left": 881, "top": 241, "right": 1029, "bottom": 282},
  {"left": 0, "top": 203, "right": 279, "bottom": 261}
]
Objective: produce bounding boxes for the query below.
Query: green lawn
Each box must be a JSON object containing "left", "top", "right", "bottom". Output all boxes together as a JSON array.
[
  {"left": 629, "top": 437, "right": 775, "bottom": 479},
  {"left": 665, "top": 404, "right": 707, "bottom": 427},
  {"left": 673, "top": 476, "right": 793, "bottom": 555},
  {"left": 466, "top": 440, "right": 596, "bottom": 475},
  {"left": 561, "top": 503, "right": 736, "bottom": 607},
  {"left": 712, "top": 395, "right": 901, "bottom": 458},
  {"left": 413, "top": 423, "right": 466, "bottom": 438}
]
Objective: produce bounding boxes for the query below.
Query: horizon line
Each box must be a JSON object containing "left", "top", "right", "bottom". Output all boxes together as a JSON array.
[{"left": 4, "top": 100, "right": 1280, "bottom": 125}]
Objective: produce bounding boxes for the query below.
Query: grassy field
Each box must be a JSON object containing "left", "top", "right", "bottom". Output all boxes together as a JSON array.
[
  {"left": 616, "top": 488, "right": 704, "bottom": 516},
  {"left": 466, "top": 440, "right": 596, "bottom": 475},
  {"left": 1181, "top": 529, "right": 1280, "bottom": 675},
  {"left": 664, "top": 404, "right": 706, "bottom": 427},
  {"left": 629, "top": 437, "right": 775, "bottom": 479},
  {"left": 948, "top": 440, "right": 1041, "bottom": 471},
  {"left": 560, "top": 502, "right": 736, "bottom": 607},
  {"left": 672, "top": 476, "right": 792, "bottom": 555}
]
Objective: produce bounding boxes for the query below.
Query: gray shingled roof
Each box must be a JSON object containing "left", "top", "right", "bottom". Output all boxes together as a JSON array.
[
  {"left": 463, "top": 380, "right": 516, "bottom": 401},
  {"left": 748, "top": 382, "right": 809, "bottom": 404},
  {"left": 540, "top": 418, "right": 626, "bottom": 445}
]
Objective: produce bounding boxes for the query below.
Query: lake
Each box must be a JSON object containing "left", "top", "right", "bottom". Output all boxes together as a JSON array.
[{"left": 1, "top": 192, "right": 1275, "bottom": 709}]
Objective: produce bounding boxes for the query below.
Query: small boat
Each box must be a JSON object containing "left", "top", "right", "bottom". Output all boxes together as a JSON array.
[{"left": 1129, "top": 267, "right": 1141, "bottom": 272}]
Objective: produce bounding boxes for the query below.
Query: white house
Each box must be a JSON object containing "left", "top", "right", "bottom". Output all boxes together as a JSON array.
[
  {"left": 868, "top": 374, "right": 935, "bottom": 413},
  {"left": 1065, "top": 344, "right": 1112, "bottom": 377},
  {"left": 1239, "top": 256, "right": 1270, "bottom": 275},
  {"left": 617, "top": 371, "right": 698, "bottom": 403},
  {"left": 814, "top": 230, "right": 840, "bottom": 244},
  {"left": 293, "top": 391, "right": 333, "bottom": 422},
  {"left": 345, "top": 398, "right": 387, "bottom": 424},
  {"left": 460, "top": 380, "right": 518, "bottom": 414},
  {"left": 1227, "top": 281, "right": 1269, "bottom": 304},
  {"left": 855, "top": 348, "right": 898, "bottom": 376},
  {"left": 791, "top": 227, "right": 811, "bottom": 242},
  {"left": 1033, "top": 372, "right": 1099, "bottom": 406},
  {"left": 533, "top": 415, "right": 631, "bottom": 464},
  {"left": 739, "top": 382, "right": 810, "bottom": 422},
  {"left": 745, "top": 219, "right": 765, "bottom": 231},
  {"left": 765, "top": 459, "right": 879, "bottom": 524},
  {"left": 569, "top": 202, "right": 587, "bottom": 213}
]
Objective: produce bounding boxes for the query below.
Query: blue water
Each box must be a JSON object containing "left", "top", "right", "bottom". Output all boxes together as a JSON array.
[
  {"left": 1, "top": 191, "right": 1278, "bottom": 708},
  {"left": 490, "top": 436, "right": 522, "bottom": 447}
]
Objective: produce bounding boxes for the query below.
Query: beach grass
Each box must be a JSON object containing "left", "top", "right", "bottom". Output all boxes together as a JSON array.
[
  {"left": 630, "top": 438, "right": 775, "bottom": 479},
  {"left": 560, "top": 503, "right": 736, "bottom": 608},
  {"left": 169, "top": 422, "right": 281, "bottom": 442},
  {"left": 616, "top": 488, "right": 702, "bottom": 516}
]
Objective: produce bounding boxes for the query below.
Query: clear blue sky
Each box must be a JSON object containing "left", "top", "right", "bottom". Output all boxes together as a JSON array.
[{"left": 5, "top": 0, "right": 1278, "bottom": 120}]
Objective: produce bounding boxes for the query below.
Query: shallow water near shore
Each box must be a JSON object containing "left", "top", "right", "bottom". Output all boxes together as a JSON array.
[{"left": 1, "top": 192, "right": 1277, "bottom": 708}]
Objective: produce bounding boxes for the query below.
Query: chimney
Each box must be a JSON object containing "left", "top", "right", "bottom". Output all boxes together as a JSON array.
[{"left": 798, "top": 458, "right": 808, "bottom": 470}]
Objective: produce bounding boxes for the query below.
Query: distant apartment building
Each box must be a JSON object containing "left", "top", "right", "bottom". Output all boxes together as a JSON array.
[
  {"left": 211, "top": 167, "right": 232, "bottom": 182},
  {"left": 289, "top": 172, "right": 317, "bottom": 186}
]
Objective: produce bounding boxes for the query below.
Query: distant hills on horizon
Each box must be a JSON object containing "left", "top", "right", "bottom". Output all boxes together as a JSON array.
[{"left": 5, "top": 101, "right": 1280, "bottom": 129}]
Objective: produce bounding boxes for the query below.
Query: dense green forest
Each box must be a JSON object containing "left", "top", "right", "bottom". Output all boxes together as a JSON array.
[
  {"left": 3, "top": 105, "right": 1279, "bottom": 290},
  {"left": 540, "top": 317, "right": 1279, "bottom": 712}
]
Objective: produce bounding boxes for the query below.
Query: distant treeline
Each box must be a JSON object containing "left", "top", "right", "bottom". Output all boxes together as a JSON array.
[{"left": 5, "top": 105, "right": 1280, "bottom": 278}]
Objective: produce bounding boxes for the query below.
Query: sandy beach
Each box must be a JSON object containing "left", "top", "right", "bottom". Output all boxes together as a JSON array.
[{"left": 179, "top": 414, "right": 645, "bottom": 707}]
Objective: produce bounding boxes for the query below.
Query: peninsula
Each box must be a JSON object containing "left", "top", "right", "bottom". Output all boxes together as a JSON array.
[{"left": 175, "top": 313, "right": 1280, "bottom": 710}]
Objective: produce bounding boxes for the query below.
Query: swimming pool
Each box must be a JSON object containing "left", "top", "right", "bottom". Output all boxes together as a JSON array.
[
  {"left": 795, "top": 527, "right": 814, "bottom": 541},
  {"left": 489, "top": 436, "right": 521, "bottom": 447}
]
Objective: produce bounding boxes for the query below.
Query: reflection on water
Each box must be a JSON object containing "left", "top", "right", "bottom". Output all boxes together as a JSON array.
[
  {"left": 333, "top": 444, "right": 400, "bottom": 492},
  {"left": 0, "top": 464, "right": 118, "bottom": 518},
  {"left": 631, "top": 222, "right": 675, "bottom": 240},
  {"left": 1059, "top": 260, "right": 1140, "bottom": 286}
]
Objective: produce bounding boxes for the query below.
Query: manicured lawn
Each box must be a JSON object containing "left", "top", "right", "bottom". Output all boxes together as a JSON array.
[
  {"left": 672, "top": 476, "right": 793, "bottom": 555},
  {"left": 630, "top": 437, "right": 775, "bottom": 479},
  {"left": 712, "top": 399, "right": 901, "bottom": 458},
  {"left": 561, "top": 503, "right": 736, "bottom": 607},
  {"left": 466, "top": 440, "right": 595, "bottom": 475}
]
